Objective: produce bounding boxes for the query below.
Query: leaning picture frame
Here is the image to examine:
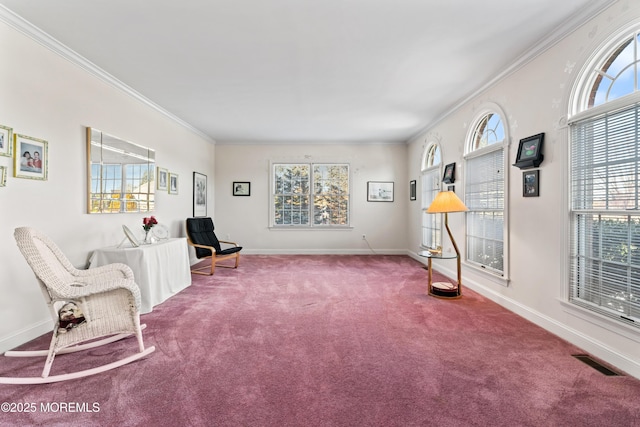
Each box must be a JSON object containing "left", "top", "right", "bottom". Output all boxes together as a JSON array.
[
  {"left": 367, "top": 181, "right": 394, "bottom": 202},
  {"left": 513, "top": 133, "right": 544, "bottom": 169},
  {"left": 169, "top": 173, "right": 179, "bottom": 195},
  {"left": 523, "top": 170, "right": 539, "bottom": 197},
  {"left": 14, "top": 133, "right": 48, "bottom": 180},
  {"left": 233, "top": 181, "right": 250, "bottom": 196},
  {"left": 0, "top": 124, "right": 13, "bottom": 157},
  {"left": 193, "top": 172, "right": 207, "bottom": 216},
  {"left": 157, "top": 167, "right": 169, "bottom": 191}
]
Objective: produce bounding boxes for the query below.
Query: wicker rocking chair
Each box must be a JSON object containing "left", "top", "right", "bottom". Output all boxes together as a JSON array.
[{"left": 0, "top": 227, "right": 155, "bottom": 384}]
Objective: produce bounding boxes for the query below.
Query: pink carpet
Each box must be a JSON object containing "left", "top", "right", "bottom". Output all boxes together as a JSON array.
[{"left": 1, "top": 255, "right": 639, "bottom": 426}]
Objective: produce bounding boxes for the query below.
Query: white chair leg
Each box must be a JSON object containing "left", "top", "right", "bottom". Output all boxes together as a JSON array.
[{"left": 0, "top": 346, "right": 155, "bottom": 385}]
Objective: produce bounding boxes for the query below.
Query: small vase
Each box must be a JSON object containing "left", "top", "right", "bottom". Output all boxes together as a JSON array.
[{"left": 143, "top": 229, "right": 152, "bottom": 244}]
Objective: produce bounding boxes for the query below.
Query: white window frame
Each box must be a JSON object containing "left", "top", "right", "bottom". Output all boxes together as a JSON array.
[
  {"left": 567, "top": 24, "right": 640, "bottom": 330},
  {"left": 270, "top": 162, "right": 351, "bottom": 228},
  {"left": 421, "top": 142, "right": 442, "bottom": 249},
  {"left": 463, "top": 104, "right": 510, "bottom": 282}
]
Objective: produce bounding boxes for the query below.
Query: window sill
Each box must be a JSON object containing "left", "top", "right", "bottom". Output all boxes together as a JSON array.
[
  {"left": 559, "top": 299, "right": 640, "bottom": 343},
  {"left": 269, "top": 225, "right": 354, "bottom": 231},
  {"left": 462, "top": 261, "right": 510, "bottom": 287}
]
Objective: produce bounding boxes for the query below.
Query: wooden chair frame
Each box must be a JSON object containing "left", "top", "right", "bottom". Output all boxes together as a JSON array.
[{"left": 186, "top": 237, "right": 240, "bottom": 275}]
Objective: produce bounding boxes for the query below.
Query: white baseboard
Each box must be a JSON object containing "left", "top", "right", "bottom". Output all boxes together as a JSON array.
[
  {"left": 0, "top": 318, "right": 51, "bottom": 354},
  {"left": 408, "top": 250, "right": 640, "bottom": 380}
]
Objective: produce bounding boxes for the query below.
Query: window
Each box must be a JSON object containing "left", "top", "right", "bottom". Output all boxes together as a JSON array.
[
  {"left": 464, "top": 110, "right": 507, "bottom": 275},
  {"left": 421, "top": 143, "right": 442, "bottom": 248},
  {"left": 273, "top": 163, "right": 349, "bottom": 227},
  {"left": 569, "top": 28, "right": 640, "bottom": 326},
  {"left": 89, "top": 162, "right": 155, "bottom": 213}
]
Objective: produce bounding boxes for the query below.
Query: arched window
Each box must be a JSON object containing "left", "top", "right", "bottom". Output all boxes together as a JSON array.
[
  {"left": 421, "top": 143, "right": 442, "bottom": 249},
  {"left": 569, "top": 26, "right": 640, "bottom": 326},
  {"left": 464, "top": 107, "right": 508, "bottom": 276}
]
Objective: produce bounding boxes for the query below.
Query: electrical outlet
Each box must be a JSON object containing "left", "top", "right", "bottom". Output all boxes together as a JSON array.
[{"left": 362, "top": 234, "right": 366, "bottom": 240}]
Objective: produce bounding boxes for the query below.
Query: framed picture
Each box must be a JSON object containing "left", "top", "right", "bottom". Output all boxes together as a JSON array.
[
  {"left": 193, "top": 172, "right": 207, "bottom": 217},
  {"left": 0, "top": 166, "right": 6, "bottom": 187},
  {"left": 523, "top": 170, "right": 539, "bottom": 197},
  {"left": 410, "top": 180, "right": 416, "bottom": 201},
  {"left": 513, "top": 133, "right": 544, "bottom": 169},
  {"left": 443, "top": 162, "right": 455, "bottom": 184},
  {"left": 367, "top": 181, "right": 394, "bottom": 202},
  {"left": 157, "top": 167, "right": 169, "bottom": 191},
  {"left": 233, "top": 181, "right": 250, "bottom": 196},
  {"left": 0, "top": 124, "right": 12, "bottom": 157},
  {"left": 169, "top": 173, "right": 179, "bottom": 195},
  {"left": 14, "top": 133, "right": 48, "bottom": 180}
]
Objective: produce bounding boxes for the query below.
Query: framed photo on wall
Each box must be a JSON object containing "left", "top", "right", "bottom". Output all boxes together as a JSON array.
[
  {"left": 193, "top": 172, "right": 207, "bottom": 217},
  {"left": 410, "top": 180, "right": 416, "bottom": 201},
  {"left": 443, "top": 162, "right": 455, "bottom": 184},
  {"left": 14, "top": 133, "right": 48, "bottom": 180},
  {"left": 169, "top": 173, "right": 179, "bottom": 195},
  {"left": 157, "top": 167, "right": 169, "bottom": 191},
  {"left": 367, "top": 181, "right": 394, "bottom": 202},
  {"left": 513, "top": 133, "right": 544, "bottom": 169},
  {"left": 0, "top": 124, "right": 12, "bottom": 157},
  {"left": 0, "top": 166, "right": 6, "bottom": 187},
  {"left": 233, "top": 181, "right": 250, "bottom": 196},
  {"left": 523, "top": 170, "right": 539, "bottom": 197}
]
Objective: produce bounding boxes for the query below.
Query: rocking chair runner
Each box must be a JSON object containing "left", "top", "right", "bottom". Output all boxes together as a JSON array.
[
  {"left": 0, "top": 227, "right": 155, "bottom": 384},
  {"left": 186, "top": 217, "right": 242, "bottom": 275}
]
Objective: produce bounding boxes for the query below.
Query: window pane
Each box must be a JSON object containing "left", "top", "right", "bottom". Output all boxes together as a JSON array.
[
  {"left": 466, "top": 112, "right": 505, "bottom": 274},
  {"left": 421, "top": 168, "right": 441, "bottom": 248},
  {"left": 273, "top": 163, "right": 348, "bottom": 227}
]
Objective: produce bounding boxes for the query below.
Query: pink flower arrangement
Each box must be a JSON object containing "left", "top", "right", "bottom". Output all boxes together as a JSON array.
[{"left": 142, "top": 216, "right": 158, "bottom": 231}]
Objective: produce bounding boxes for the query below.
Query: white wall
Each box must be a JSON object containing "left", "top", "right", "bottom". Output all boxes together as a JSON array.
[
  {"left": 213, "top": 142, "right": 408, "bottom": 253},
  {"left": 0, "top": 20, "right": 215, "bottom": 352},
  {"left": 407, "top": 1, "right": 640, "bottom": 378}
]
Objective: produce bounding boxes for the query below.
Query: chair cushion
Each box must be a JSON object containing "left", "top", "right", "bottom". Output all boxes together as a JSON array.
[
  {"left": 186, "top": 217, "right": 241, "bottom": 259},
  {"left": 218, "top": 246, "right": 243, "bottom": 256}
]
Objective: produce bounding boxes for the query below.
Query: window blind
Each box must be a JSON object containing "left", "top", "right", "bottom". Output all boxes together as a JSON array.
[
  {"left": 465, "top": 148, "right": 504, "bottom": 273},
  {"left": 421, "top": 168, "right": 441, "bottom": 248},
  {"left": 569, "top": 103, "right": 640, "bottom": 325}
]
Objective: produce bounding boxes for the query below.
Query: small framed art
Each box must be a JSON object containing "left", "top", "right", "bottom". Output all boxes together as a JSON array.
[
  {"left": 513, "top": 133, "right": 544, "bottom": 169},
  {"left": 523, "top": 170, "right": 539, "bottom": 197},
  {"left": 157, "top": 167, "right": 169, "bottom": 191},
  {"left": 367, "top": 181, "right": 394, "bottom": 202},
  {"left": 0, "top": 124, "right": 12, "bottom": 157},
  {"left": 14, "top": 133, "right": 48, "bottom": 180},
  {"left": 169, "top": 173, "right": 179, "bottom": 195},
  {"left": 410, "top": 180, "right": 416, "bottom": 201},
  {"left": 233, "top": 181, "right": 250, "bottom": 196},
  {"left": 193, "top": 172, "right": 207, "bottom": 216},
  {"left": 0, "top": 166, "right": 6, "bottom": 187},
  {"left": 443, "top": 163, "right": 455, "bottom": 184}
]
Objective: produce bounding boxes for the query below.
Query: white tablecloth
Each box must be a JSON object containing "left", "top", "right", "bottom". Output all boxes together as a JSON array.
[{"left": 89, "top": 238, "right": 192, "bottom": 314}]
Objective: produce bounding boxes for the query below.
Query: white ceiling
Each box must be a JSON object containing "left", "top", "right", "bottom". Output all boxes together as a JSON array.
[{"left": 0, "top": 0, "right": 613, "bottom": 143}]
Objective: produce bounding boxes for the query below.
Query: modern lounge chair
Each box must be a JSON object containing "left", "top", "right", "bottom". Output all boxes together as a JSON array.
[
  {"left": 186, "top": 217, "right": 242, "bottom": 275},
  {"left": 0, "top": 227, "right": 155, "bottom": 384}
]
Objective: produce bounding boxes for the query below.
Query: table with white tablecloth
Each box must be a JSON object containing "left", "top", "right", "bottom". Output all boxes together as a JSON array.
[{"left": 88, "top": 238, "right": 192, "bottom": 314}]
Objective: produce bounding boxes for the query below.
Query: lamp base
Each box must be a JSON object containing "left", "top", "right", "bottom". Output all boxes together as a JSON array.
[{"left": 429, "top": 282, "right": 462, "bottom": 299}]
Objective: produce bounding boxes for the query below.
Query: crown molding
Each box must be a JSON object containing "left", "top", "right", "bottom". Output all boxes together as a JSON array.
[
  {"left": 409, "top": 0, "right": 618, "bottom": 143},
  {"left": 0, "top": 5, "right": 215, "bottom": 144}
]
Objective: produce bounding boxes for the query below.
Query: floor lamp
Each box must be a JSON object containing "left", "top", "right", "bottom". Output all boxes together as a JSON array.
[{"left": 425, "top": 191, "right": 468, "bottom": 298}]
